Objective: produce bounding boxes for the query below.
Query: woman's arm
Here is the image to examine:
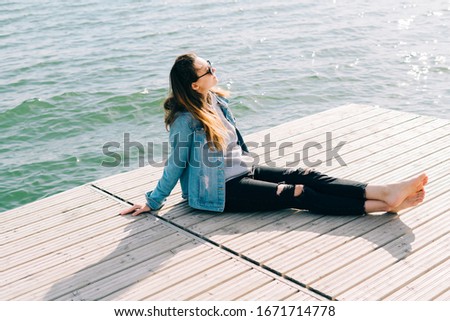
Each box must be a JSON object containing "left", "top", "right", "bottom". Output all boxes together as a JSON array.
[{"left": 121, "top": 114, "right": 193, "bottom": 216}]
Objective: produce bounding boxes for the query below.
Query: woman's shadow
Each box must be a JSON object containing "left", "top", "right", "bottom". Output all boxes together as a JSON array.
[{"left": 44, "top": 202, "right": 415, "bottom": 300}]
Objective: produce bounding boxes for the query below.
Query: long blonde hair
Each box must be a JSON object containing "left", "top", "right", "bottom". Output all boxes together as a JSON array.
[{"left": 163, "top": 53, "right": 228, "bottom": 151}]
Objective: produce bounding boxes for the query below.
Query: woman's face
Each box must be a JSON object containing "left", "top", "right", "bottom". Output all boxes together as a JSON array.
[{"left": 192, "top": 57, "right": 218, "bottom": 94}]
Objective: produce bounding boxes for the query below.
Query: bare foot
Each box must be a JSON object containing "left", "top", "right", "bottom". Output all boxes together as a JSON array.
[
  {"left": 384, "top": 173, "right": 428, "bottom": 208},
  {"left": 390, "top": 189, "right": 426, "bottom": 213}
]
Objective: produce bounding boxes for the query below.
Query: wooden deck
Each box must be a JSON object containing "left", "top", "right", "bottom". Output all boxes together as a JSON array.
[{"left": 1, "top": 104, "right": 449, "bottom": 301}]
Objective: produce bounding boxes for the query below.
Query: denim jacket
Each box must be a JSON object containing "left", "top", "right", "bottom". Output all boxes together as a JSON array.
[{"left": 145, "top": 95, "right": 248, "bottom": 212}]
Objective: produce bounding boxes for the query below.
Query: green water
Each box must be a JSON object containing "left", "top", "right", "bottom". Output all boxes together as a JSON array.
[{"left": 1, "top": 0, "right": 449, "bottom": 212}]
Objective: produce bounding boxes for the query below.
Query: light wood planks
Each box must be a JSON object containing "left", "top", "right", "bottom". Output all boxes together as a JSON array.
[{"left": 1, "top": 104, "right": 448, "bottom": 301}]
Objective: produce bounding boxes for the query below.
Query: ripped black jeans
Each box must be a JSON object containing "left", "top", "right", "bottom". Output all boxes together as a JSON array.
[{"left": 225, "top": 165, "right": 368, "bottom": 215}]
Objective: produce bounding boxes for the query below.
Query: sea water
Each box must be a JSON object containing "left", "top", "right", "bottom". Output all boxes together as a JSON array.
[{"left": 1, "top": 0, "right": 449, "bottom": 212}]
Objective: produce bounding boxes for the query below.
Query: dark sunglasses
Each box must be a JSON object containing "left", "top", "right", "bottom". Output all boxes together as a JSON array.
[{"left": 196, "top": 60, "right": 213, "bottom": 79}]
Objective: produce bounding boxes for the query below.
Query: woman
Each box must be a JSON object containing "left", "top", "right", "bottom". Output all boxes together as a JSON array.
[{"left": 121, "top": 53, "right": 427, "bottom": 217}]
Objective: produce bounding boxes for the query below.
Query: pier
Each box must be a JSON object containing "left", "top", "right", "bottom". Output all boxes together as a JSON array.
[{"left": 1, "top": 104, "right": 448, "bottom": 300}]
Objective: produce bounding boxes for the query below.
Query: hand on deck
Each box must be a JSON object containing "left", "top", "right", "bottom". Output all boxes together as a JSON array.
[{"left": 119, "top": 204, "right": 151, "bottom": 216}]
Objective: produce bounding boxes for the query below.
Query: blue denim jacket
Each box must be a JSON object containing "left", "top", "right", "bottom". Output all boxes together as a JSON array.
[{"left": 145, "top": 95, "right": 248, "bottom": 212}]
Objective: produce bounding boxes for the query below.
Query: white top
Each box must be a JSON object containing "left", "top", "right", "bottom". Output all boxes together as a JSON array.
[{"left": 210, "top": 94, "right": 253, "bottom": 181}]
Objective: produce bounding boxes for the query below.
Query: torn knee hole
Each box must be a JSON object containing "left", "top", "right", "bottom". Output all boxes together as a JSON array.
[
  {"left": 303, "top": 168, "right": 313, "bottom": 175},
  {"left": 276, "top": 184, "right": 303, "bottom": 199},
  {"left": 294, "top": 184, "right": 303, "bottom": 197},
  {"left": 276, "top": 184, "right": 290, "bottom": 196}
]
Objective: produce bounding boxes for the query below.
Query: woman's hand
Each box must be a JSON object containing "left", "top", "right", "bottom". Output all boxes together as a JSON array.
[{"left": 119, "top": 204, "right": 151, "bottom": 216}]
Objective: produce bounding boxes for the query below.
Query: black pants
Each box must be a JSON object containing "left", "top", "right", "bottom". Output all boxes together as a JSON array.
[{"left": 225, "top": 165, "right": 367, "bottom": 215}]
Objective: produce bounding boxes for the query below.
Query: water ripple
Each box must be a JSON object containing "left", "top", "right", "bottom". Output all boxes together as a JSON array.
[{"left": 1, "top": 0, "right": 449, "bottom": 212}]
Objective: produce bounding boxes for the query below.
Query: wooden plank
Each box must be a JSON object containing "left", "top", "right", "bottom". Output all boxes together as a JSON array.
[
  {"left": 1, "top": 202, "right": 128, "bottom": 264},
  {"left": 93, "top": 165, "right": 160, "bottom": 190},
  {"left": 1, "top": 204, "right": 136, "bottom": 271},
  {"left": 55, "top": 243, "right": 214, "bottom": 301},
  {"left": 1, "top": 216, "right": 172, "bottom": 288},
  {"left": 247, "top": 107, "right": 393, "bottom": 166},
  {"left": 265, "top": 175, "right": 448, "bottom": 293},
  {"left": 289, "top": 179, "right": 450, "bottom": 291},
  {"left": 330, "top": 118, "right": 448, "bottom": 163},
  {"left": 383, "top": 259, "right": 450, "bottom": 300},
  {"left": 101, "top": 252, "right": 231, "bottom": 300},
  {"left": 348, "top": 141, "right": 449, "bottom": 185},
  {"left": 161, "top": 210, "right": 258, "bottom": 237},
  {"left": 1, "top": 105, "right": 448, "bottom": 303},
  {"left": 433, "top": 290, "right": 450, "bottom": 301},
  {"left": 283, "top": 290, "right": 325, "bottom": 301},
  {"left": 251, "top": 177, "right": 447, "bottom": 279},
  {"left": 258, "top": 110, "right": 427, "bottom": 170},
  {"left": 301, "top": 201, "right": 448, "bottom": 295},
  {"left": 245, "top": 104, "right": 382, "bottom": 147},
  {"left": 190, "top": 270, "right": 272, "bottom": 300},
  {"left": 317, "top": 121, "right": 449, "bottom": 179},
  {"left": 144, "top": 260, "right": 251, "bottom": 300},
  {"left": 315, "top": 131, "right": 449, "bottom": 186},
  {"left": 100, "top": 178, "right": 184, "bottom": 206},
  {"left": 0, "top": 185, "right": 97, "bottom": 232},
  {"left": 257, "top": 111, "right": 445, "bottom": 177},
  {"left": 207, "top": 210, "right": 316, "bottom": 248},
  {"left": 237, "top": 281, "right": 305, "bottom": 301},
  {"left": 2, "top": 197, "right": 114, "bottom": 244},
  {"left": 337, "top": 233, "right": 449, "bottom": 300},
  {"left": 250, "top": 213, "right": 388, "bottom": 267},
  {"left": 0, "top": 185, "right": 94, "bottom": 224},
  {"left": 6, "top": 231, "right": 197, "bottom": 300}
]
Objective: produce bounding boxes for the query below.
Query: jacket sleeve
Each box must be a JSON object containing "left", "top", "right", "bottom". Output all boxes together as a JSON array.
[{"left": 145, "top": 115, "right": 193, "bottom": 210}]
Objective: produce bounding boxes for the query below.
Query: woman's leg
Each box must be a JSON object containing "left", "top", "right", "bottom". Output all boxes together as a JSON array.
[
  {"left": 225, "top": 174, "right": 366, "bottom": 215},
  {"left": 365, "top": 174, "right": 428, "bottom": 208},
  {"left": 252, "top": 166, "right": 428, "bottom": 213},
  {"left": 364, "top": 189, "right": 426, "bottom": 213},
  {"left": 252, "top": 166, "right": 366, "bottom": 199},
  {"left": 253, "top": 165, "right": 428, "bottom": 208},
  {"left": 224, "top": 174, "right": 291, "bottom": 212}
]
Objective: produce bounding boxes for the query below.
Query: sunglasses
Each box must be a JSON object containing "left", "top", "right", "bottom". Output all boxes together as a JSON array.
[{"left": 197, "top": 60, "right": 213, "bottom": 79}]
